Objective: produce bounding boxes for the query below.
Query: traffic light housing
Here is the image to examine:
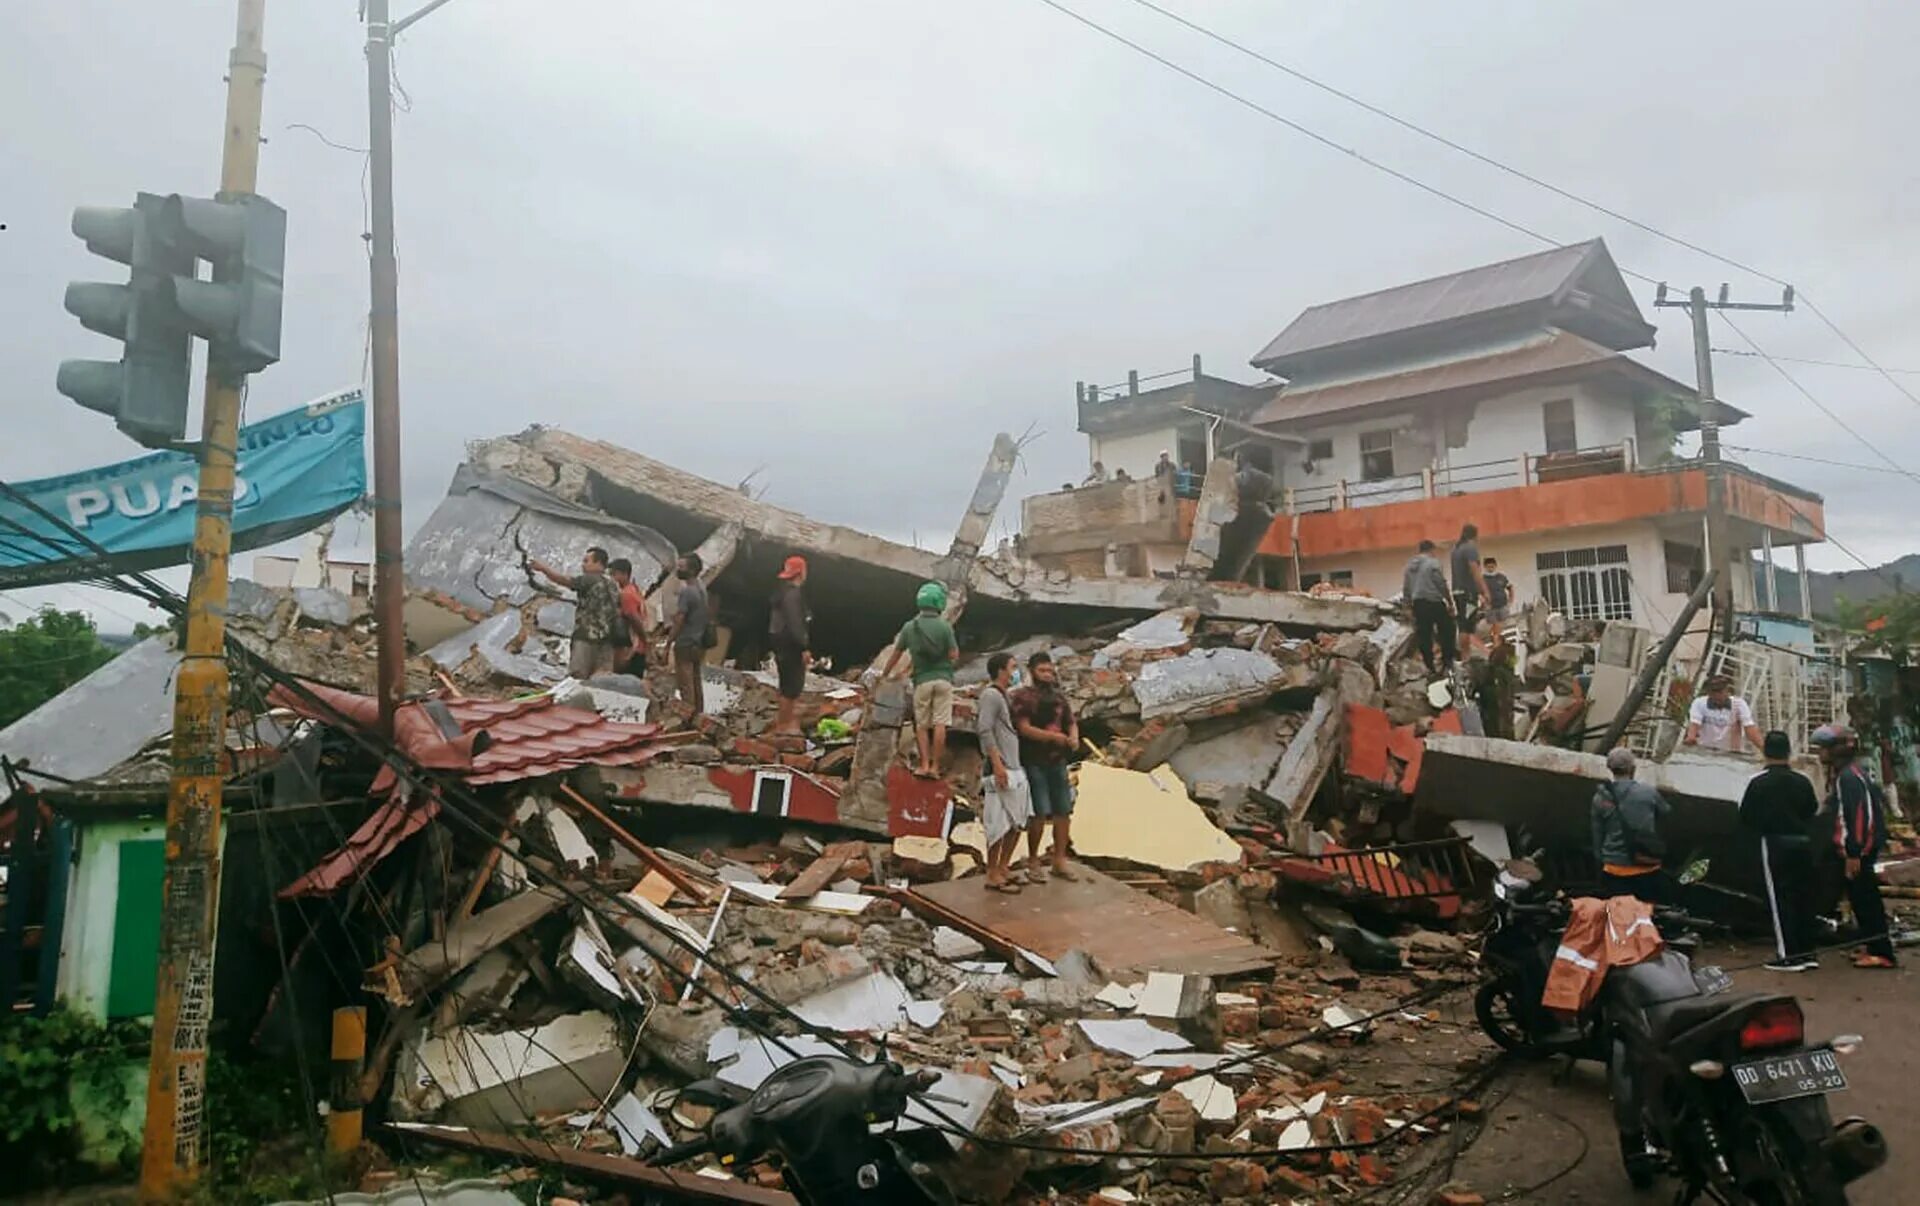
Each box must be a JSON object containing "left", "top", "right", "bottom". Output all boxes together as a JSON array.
[
  {"left": 58, "top": 194, "right": 194, "bottom": 447},
  {"left": 57, "top": 191, "right": 286, "bottom": 448}
]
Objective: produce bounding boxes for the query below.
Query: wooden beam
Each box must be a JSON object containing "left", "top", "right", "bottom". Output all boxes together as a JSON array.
[
  {"left": 555, "top": 783, "right": 709, "bottom": 901},
  {"left": 391, "top": 1123, "right": 798, "bottom": 1205}
]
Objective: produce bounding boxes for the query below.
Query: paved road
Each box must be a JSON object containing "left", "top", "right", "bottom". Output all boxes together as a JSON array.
[{"left": 1451, "top": 938, "right": 1910, "bottom": 1203}]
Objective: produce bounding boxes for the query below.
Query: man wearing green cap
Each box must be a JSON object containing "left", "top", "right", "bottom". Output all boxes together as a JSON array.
[{"left": 877, "top": 582, "right": 960, "bottom": 778}]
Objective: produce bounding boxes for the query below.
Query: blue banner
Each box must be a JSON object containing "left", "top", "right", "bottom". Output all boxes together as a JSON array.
[{"left": 0, "top": 389, "right": 368, "bottom": 588}]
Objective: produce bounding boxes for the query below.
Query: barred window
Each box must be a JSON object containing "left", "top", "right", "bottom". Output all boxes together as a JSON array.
[{"left": 1537, "top": 545, "right": 1631, "bottom": 621}]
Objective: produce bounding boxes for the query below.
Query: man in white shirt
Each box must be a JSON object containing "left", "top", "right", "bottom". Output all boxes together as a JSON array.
[{"left": 1684, "top": 673, "right": 1764, "bottom": 754}]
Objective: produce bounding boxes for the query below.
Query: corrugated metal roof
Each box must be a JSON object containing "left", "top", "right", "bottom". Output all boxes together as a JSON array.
[
  {"left": 1251, "top": 241, "right": 1609, "bottom": 370},
  {"left": 1251, "top": 331, "right": 1705, "bottom": 426}
]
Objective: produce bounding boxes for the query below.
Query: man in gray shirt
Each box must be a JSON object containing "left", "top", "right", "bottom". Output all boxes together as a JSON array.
[
  {"left": 1403, "top": 539, "right": 1456, "bottom": 676},
  {"left": 975, "top": 652, "right": 1032, "bottom": 894},
  {"left": 1592, "top": 747, "right": 1672, "bottom": 903},
  {"left": 668, "top": 552, "right": 711, "bottom": 714}
]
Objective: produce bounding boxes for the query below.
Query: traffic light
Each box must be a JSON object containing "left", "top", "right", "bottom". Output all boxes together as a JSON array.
[
  {"left": 160, "top": 193, "right": 286, "bottom": 376},
  {"left": 57, "top": 191, "right": 286, "bottom": 448},
  {"left": 58, "top": 193, "right": 194, "bottom": 447}
]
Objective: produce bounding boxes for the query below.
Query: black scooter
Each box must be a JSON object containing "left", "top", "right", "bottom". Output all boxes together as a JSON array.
[
  {"left": 654, "top": 1055, "right": 959, "bottom": 1205},
  {"left": 1475, "top": 863, "right": 1887, "bottom": 1202}
]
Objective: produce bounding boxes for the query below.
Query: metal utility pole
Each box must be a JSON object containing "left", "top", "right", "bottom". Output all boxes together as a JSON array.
[
  {"left": 141, "top": 0, "right": 267, "bottom": 1192},
  {"left": 364, "top": 0, "right": 463, "bottom": 734},
  {"left": 365, "top": 0, "right": 407, "bottom": 735},
  {"left": 1654, "top": 283, "right": 1794, "bottom": 642}
]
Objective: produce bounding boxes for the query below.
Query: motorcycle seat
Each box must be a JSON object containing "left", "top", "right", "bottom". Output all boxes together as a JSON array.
[{"left": 1643, "top": 992, "right": 1768, "bottom": 1042}]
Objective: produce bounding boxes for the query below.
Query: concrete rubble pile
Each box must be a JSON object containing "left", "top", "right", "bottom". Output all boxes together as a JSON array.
[
  {"left": 199, "top": 428, "right": 1527, "bottom": 1201},
  {"left": 358, "top": 790, "right": 1486, "bottom": 1204}
]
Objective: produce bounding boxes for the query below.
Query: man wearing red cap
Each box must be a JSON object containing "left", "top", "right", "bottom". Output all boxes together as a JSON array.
[{"left": 769, "top": 555, "right": 812, "bottom": 735}]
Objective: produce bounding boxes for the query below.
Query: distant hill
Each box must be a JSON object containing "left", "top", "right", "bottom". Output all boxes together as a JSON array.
[{"left": 1753, "top": 553, "right": 1920, "bottom": 619}]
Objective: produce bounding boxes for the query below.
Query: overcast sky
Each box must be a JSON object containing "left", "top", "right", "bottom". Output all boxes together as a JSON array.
[{"left": 5, "top": 1, "right": 1918, "bottom": 627}]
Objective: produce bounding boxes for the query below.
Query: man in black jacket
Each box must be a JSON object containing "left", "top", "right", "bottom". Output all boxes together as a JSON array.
[
  {"left": 769, "top": 556, "right": 812, "bottom": 736},
  {"left": 1812, "top": 724, "right": 1898, "bottom": 968},
  {"left": 1739, "top": 731, "right": 1821, "bottom": 972}
]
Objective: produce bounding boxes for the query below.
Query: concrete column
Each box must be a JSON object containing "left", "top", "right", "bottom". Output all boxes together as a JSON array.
[
  {"left": 1421, "top": 467, "right": 1436, "bottom": 499},
  {"left": 1796, "top": 542, "right": 1812, "bottom": 621},
  {"left": 1516, "top": 452, "right": 1530, "bottom": 487},
  {"left": 1761, "top": 528, "right": 1779, "bottom": 612},
  {"left": 1335, "top": 479, "right": 1348, "bottom": 510}
]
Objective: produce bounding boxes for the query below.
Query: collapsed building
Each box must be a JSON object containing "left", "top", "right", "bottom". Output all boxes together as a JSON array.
[{"left": 4, "top": 236, "right": 1914, "bottom": 1202}]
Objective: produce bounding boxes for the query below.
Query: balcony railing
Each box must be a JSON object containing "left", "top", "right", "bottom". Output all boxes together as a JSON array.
[{"left": 1281, "top": 440, "right": 1637, "bottom": 515}]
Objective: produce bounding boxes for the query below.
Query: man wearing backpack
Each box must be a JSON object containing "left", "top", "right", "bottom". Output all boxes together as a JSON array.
[
  {"left": 1811, "top": 724, "right": 1898, "bottom": 968},
  {"left": 1590, "top": 747, "right": 1672, "bottom": 903},
  {"left": 876, "top": 582, "right": 960, "bottom": 778}
]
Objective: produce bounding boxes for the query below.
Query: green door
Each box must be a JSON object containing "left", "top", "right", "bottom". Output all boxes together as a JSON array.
[{"left": 106, "top": 839, "right": 165, "bottom": 1018}]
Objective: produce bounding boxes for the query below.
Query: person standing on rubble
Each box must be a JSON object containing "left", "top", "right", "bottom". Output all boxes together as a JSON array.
[
  {"left": 668, "top": 552, "right": 711, "bottom": 715},
  {"left": 1449, "top": 523, "right": 1490, "bottom": 661},
  {"left": 530, "top": 546, "right": 621, "bottom": 680},
  {"left": 1481, "top": 556, "right": 1512, "bottom": 624},
  {"left": 1402, "top": 539, "right": 1455, "bottom": 677},
  {"left": 1810, "top": 724, "right": 1898, "bottom": 969},
  {"left": 1013, "top": 650, "right": 1081, "bottom": 884},
  {"left": 769, "top": 556, "right": 812, "bottom": 736},
  {"left": 876, "top": 582, "right": 960, "bottom": 778},
  {"left": 1683, "top": 673, "right": 1764, "bottom": 755},
  {"left": 1740, "top": 730, "right": 1822, "bottom": 971},
  {"left": 1591, "top": 748, "right": 1672, "bottom": 903},
  {"left": 976, "top": 652, "right": 1031, "bottom": 893},
  {"left": 607, "top": 558, "right": 650, "bottom": 675}
]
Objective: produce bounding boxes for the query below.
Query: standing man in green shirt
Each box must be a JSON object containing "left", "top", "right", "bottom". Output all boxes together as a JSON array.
[{"left": 876, "top": 581, "right": 960, "bottom": 778}]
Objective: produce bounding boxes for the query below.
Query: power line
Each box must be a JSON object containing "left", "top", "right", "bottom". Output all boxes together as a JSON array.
[
  {"left": 1120, "top": 0, "right": 1773, "bottom": 287},
  {"left": 1712, "top": 348, "right": 1920, "bottom": 375},
  {"left": 1027, "top": 0, "right": 1598, "bottom": 273},
  {"left": 1102, "top": 0, "right": 1920, "bottom": 420},
  {"left": 1713, "top": 310, "right": 1920, "bottom": 488},
  {"left": 1722, "top": 444, "right": 1915, "bottom": 477}
]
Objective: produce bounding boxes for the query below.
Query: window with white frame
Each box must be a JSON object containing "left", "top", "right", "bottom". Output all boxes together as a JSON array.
[
  {"left": 1542, "top": 398, "right": 1578, "bottom": 454},
  {"left": 1537, "top": 545, "right": 1633, "bottom": 621},
  {"left": 1359, "top": 430, "right": 1395, "bottom": 481}
]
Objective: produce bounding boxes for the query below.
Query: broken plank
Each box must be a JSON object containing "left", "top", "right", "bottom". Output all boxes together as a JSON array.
[
  {"left": 556, "top": 783, "right": 709, "bottom": 901},
  {"left": 778, "top": 851, "right": 847, "bottom": 901},
  {"left": 392, "top": 885, "right": 568, "bottom": 1001},
  {"left": 391, "top": 1123, "right": 796, "bottom": 1204}
]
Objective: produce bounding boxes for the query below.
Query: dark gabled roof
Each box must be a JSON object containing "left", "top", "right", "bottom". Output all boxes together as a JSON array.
[
  {"left": 1250, "top": 239, "right": 1654, "bottom": 376},
  {"left": 1251, "top": 330, "right": 1741, "bottom": 429}
]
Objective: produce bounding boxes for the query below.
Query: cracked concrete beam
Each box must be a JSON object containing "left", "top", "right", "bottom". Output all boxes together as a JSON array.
[{"left": 1178, "top": 457, "right": 1239, "bottom": 578}]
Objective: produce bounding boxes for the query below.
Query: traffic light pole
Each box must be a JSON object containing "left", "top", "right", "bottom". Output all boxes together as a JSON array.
[
  {"left": 139, "top": 0, "right": 266, "bottom": 1194},
  {"left": 366, "top": 0, "right": 407, "bottom": 736}
]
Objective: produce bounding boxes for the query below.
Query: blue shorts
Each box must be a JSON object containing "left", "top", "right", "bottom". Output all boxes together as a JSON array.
[{"left": 1025, "top": 762, "right": 1074, "bottom": 819}]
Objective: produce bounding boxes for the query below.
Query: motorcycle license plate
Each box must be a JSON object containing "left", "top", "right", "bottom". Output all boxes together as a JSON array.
[
  {"left": 1732, "top": 1047, "right": 1848, "bottom": 1104},
  {"left": 1693, "top": 965, "right": 1733, "bottom": 996}
]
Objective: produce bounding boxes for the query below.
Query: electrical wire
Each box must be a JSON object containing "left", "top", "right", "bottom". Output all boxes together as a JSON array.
[
  {"left": 1714, "top": 310, "right": 1920, "bottom": 488},
  {"left": 1712, "top": 348, "right": 1920, "bottom": 376},
  {"left": 1027, "top": 0, "right": 1593, "bottom": 274},
  {"left": 1121, "top": 0, "right": 1920, "bottom": 419},
  {"left": 1723, "top": 445, "right": 1916, "bottom": 478}
]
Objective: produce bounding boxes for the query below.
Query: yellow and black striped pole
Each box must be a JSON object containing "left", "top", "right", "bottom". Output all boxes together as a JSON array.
[
  {"left": 138, "top": 0, "right": 267, "bottom": 1195},
  {"left": 327, "top": 1006, "right": 368, "bottom": 1155}
]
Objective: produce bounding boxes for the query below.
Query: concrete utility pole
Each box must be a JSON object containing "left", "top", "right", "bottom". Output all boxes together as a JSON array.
[
  {"left": 364, "top": 0, "right": 466, "bottom": 735},
  {"left": 1654, "top": 283, "right": 1794, "bottom": 641},
  {"left": 141, "top": 0, "right": 266, "bottom": 1193},
  {"left": 365, "top": 0, "right": 407, "bottom": 735}
]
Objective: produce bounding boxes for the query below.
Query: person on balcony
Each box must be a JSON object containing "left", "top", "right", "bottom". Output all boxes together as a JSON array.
[
  {"left": 1154, "top": 450, "right": 1176, "bottom": 479},
  {"left": 1402, "top": 539, "right": 1455, "bottom": 677}
]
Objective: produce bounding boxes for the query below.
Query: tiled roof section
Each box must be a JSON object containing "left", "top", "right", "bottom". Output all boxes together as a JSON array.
[
  {"left": 462, "top": 700, "right": 669, "bottom": 785},
  {"left": 272, "top": 680, "right": 670, "bottom": 788}
]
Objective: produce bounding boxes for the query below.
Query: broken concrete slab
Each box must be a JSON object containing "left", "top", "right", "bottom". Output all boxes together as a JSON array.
[
  {"left": 1076, "top": 1018, "right": 1193, "bottom": 1058},
  {"left": 397, "top": 1010, "right": 626, "bottom": 1125},
  {"left": 406, "top": 462, "right": 676, "bottom": 620},
  {"left": 1264, "top": 688, "right": 1342, "bottom": 825},
  {"left": 1044, "top": 762, "right": 1245, "bottom": 871},
  {"left": 1131, "top": 648, "right": 1312, "bottom": 722},
  {"left": 0, "top": 635, "right": 181, "bottom": 803},
  {"left": 1179, "top": 458, "right": 1240, "bottom": 577},
  {"left": 391, "top": 886, "right": 568, "bottom": 1003},
  {"left": 1191, "top": 878, "right": 1254, "bottom": 936},
  {"left": 908, "top": 864, "right": 1274, "bottom": 978}
]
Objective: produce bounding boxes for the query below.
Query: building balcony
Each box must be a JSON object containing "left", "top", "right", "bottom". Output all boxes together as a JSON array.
[{"left": 1262, "top": 450, "right": 1824, "bottom": 561}]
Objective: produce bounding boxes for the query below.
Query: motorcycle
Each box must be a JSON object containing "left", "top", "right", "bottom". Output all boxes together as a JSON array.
[
  {"left": 653, "top": 1054, "right": 960, "bottom": 1205},
  {"left": 1475, "top": 862, "right": 1888, "bottom": 1202}
]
